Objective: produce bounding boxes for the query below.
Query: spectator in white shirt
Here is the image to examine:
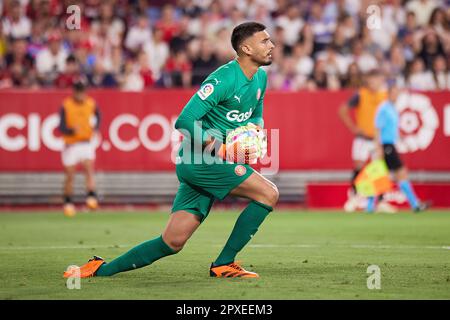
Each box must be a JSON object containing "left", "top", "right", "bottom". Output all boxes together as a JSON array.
[
  {"left": 370, "top": 2, "right": 404, "bottom": 53},
  {"left": 2, "top": 0, "right": 31, "bottom": 39},
  {"left": 406, "top": 0, "right": 440, "bottom": 26},
  {"left": 407, "top": 57, "right": 436, "bottom": 90},
  {"left": 35, "top": 32, "right": 68, "bottom": 85},
  {"left": 347, "top": 39, "right": 377, "bottom": 73},
  {"left": 143, "top": 28, "right": 169, "bottom": 82},
  {"left": 292, "top": 42, "right": 314, "bottom": 78},
  {"left": 119, "top": 59, "right": 144, "bottom": 91},
  {"left": 276, "top": 4, "right": 304, "bottom": 47},
  {"left": 316, "top": 45, "right": 349, "bottom": 77},
  {"left": 124, "top": 14, "right": 152, "bottom": 53},
  {"left": 431, "top": 54, "right": 450, "bottom": 90}
]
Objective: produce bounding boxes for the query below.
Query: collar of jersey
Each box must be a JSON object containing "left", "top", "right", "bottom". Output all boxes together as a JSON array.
[{"left": 232, "top": 59, "right": 253, "bottom": 82}]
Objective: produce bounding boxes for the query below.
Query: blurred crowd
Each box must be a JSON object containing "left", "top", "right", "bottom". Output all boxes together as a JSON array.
[{"left": 0, "top": 0, "right": 449, "bottom": 91}]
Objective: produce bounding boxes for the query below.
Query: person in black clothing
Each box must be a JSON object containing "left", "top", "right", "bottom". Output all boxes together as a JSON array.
[{"left": 191, "top": 39, "right": 219, "bottom": 86}]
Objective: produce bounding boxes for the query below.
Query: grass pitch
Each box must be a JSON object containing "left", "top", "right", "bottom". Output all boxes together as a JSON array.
[{"left": 0, "top": 209, "right": 449, "bottom": 300}]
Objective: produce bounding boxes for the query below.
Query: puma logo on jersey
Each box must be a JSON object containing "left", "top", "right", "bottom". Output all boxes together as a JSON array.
[
  {"left": 234, "top": 95, "right": 242, "bottom": 103},
  {"left": 226, "top": 108, "right": 253, "bottom": 122}
]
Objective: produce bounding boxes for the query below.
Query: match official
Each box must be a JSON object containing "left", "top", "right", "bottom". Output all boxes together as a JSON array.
[{"left": 369, "top": 84, "right": 429, "bottom": 213}]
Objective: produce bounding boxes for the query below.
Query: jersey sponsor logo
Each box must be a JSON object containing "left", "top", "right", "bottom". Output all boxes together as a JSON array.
[
  {"left": 234, "top": 165, "right": 246, "bottom": 176},
  {"left": 226, "top": 108, "right": 253, "bottom": 123},
  {"left": 197, "top": 83, "right": 214, "bottom": 100},
  {"left": 234, "top": 95, "right": 242, "bottom": 103}
]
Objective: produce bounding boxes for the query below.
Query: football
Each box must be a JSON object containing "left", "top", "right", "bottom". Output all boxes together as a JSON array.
[{"left": 225, "top": 123, "right": 267, "bottom": 162}]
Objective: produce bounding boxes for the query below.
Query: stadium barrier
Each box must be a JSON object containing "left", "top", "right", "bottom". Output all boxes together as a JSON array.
[{"left": 0, "top": 89, "right": 449, "bottom": 206}]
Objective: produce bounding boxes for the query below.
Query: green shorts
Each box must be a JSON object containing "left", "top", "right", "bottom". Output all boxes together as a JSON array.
[{"left": 171, "top": 159, "right": 254, "bottom": 222}]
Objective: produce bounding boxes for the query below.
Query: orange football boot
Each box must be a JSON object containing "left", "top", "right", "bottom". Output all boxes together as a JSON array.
[
  {"left": 63, "top": 256, "right": 105, "bottom": 278},
  {"left": 210, "top": 261, "right": 259, "bottom": 278},
  {"left": 86, "top": 196, "right": 99, "bottom": 210}
]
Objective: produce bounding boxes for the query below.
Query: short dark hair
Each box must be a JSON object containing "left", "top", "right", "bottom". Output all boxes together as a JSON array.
[
  {"left": 231, "top": 22, "right": 266, "bottom": 53},
  {"left": 73, "top": 78, "right": 87, "bottom": 92},
  {"left": 366, "top": 68, "right": 382, "bottom": 77}
]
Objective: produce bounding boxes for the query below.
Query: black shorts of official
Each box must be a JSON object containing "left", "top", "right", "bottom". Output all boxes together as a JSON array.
[{"left": 383, "top": 144, "right": 403, "bottom": 171}]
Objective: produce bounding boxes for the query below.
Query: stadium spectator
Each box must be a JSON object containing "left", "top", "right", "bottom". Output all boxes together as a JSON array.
[
  {"left": 144, "top": 28, "right": 170, "bottom": 83},
  {"left": 163, "top": 50, "right": 192, "bottom": 88},
  {"left": 55, "top": 55, "right": 80, "bottom": 88},
  {"left": 406, "top": 0, "right": 440, "bottom": 26},
  {"left": 87, "top": 61, "right": 118, "bottom": 88},
  {"left": 431, "top": 54, "right": 450, "bottom": 90},
  {"left": 369, "top": 0, "right": 404, "bottom": 53},
  {"left": 331, "top": 15, "right": 355, "bottom": 55},
  {"left": 213, "top": 27, "right": 235, "bottom": 63},
  {"left": 137, "top": 50, "right": 155, "bottom": 88},
  {"left": 191, "top": 38, "right": 219, "bottom": 86},
  {"left": 341, "top": 62, "right": 363, "bottom": 89},
  {"left": 2, "top": 0, "right": 31, "bottom": 39},
  {"left": 270, "top": 55, "right": 303, "bottom": 91},
  {"left": 350, "top": 39, "right": 378, "bottom": 73},
  {"left": 308, "top": 2, "right": 337, "bottom": 53},
  {"left": 27, "top": 21, "right": 45, "bottom": 59},
  {"left": 418, "top": 28, "right": 446, "bottom": 69},
  {"left": 124, "top": 14, "right": 152, "bottom": 53},
  {"left": 36, "top": 31, "right": 67, "bottom": 86},
  {"left": 398, "top": 11, "right": 419, "bottom": 41},
  {"left": 292, "top": 42, "right": 314, "bottom": 81},
  {"left": 119, "top": 58, "right": 145, "bottom": 91},
  {"left": 0, "top": 0, "right": 448, "bottom": 91},
  {"left": 275, "top": 4, "right": 304, "bottom": 50},
  {"left": 155, "top": 4, "right": 180, "bottom": 43},
  {"left": 306, "top": 59, "right": 340, "bottom": 90},
  {"left": 169, "top": 15, "right": 195, "bottom": 55},
  {"left": 4, "top": 37, "right": 36, "bottom": 87},
  {"left": 384, "top": 43, "right": 407, "bottom": 87},
  {"left": 407, "top": 57, "right": 435, "bottom": 90},
  {"left": 72, "top": 39, "right": 96, "bottom": 76}
]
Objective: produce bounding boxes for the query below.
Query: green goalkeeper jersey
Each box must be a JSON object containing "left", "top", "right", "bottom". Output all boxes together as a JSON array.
[{"left": 175, "top": 59, "right": 267, "bottom": 154}]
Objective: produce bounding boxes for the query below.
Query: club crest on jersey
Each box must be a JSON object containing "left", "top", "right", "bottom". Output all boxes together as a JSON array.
[
  {"left": 197, "top": 83, "right": 214, "bottom": 100},
  {"left": 235, "top": 165, "right": 246, "bottom": 176},
  {"left": 256, "top": 88, "right": 261, "bottom": 101}
]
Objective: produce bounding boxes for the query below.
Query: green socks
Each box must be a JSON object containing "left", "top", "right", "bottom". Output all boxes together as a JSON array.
[
  {"left": 95, "top": 201, "right": 273, "bottom": 276},
  {"left": 96, "top": 235, "right": 176, "bottom": 276},
  {"left": 214, "top": 200, "right": 273, "bottom": 266}
]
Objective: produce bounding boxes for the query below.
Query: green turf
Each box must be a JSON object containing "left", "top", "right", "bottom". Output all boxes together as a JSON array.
[{"left": 0, "top": 209, "right": 449, "bottom": 300}]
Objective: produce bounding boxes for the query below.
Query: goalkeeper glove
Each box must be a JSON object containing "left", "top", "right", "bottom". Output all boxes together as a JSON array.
[{"left": 205, "top": 137, "right": 258, "bottom": 164}]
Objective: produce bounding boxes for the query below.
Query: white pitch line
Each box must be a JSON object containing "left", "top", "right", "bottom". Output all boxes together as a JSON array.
[
  {"left": 0, "top": 244, "right": 132, "bottom": 250},
  {"left": 248, "top": 244, "right": 450, "bottom": 250},
  {"left": 0, "top": 244, "right": 449, "bottom": 251}
]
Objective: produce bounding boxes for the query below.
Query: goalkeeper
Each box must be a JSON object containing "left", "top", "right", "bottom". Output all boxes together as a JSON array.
[{"left": 64, "top": 22, "right": 277, "bottom": 279}]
